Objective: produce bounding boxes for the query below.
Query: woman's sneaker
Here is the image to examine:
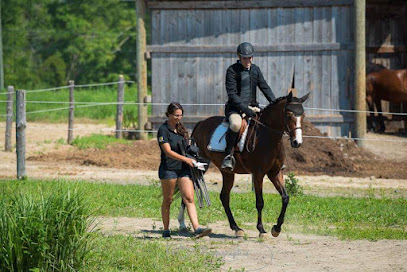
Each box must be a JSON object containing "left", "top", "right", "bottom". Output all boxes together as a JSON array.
[
  {"left": 162, "top": 230, "right": 171, "bottom": 238},
  {"left": 193, "top": 227, "right": 212, "bottom": 238}
]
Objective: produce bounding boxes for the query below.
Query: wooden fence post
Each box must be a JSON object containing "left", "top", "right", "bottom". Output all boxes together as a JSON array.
[
  {"left": 16, "top": 90, "right": 26, "bottom": 180},
  {"left": 354, "top": 0, "right": 366, "bottom": 147},
  {"left": 116, "top": 75, "right": 125, "bottom": 139},
  {"left": 5, "top": 85, "right": 13, "bottom": 151},
  {"left": 68, "top": 80, "right": 75, "bottom": 144},
  {"left": 136, "top": 0, "right": 148, "bottom": 140}
]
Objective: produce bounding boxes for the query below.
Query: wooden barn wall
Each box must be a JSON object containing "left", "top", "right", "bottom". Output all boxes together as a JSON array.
[
  {"left": 150, "top": 5, "right": 354, "bottom": 136},
  {"left": 366, "top": 2, "right": 407, "bottom": 115}
]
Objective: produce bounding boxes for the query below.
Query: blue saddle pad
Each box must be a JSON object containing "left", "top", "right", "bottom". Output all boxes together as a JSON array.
[{"left": 207, "top": 122, "right": 228, "bottom": 152}]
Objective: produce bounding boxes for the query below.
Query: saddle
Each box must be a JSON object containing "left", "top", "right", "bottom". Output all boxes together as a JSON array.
[{"left": 207, "top": 118, "right": 250, "bottom": 152}]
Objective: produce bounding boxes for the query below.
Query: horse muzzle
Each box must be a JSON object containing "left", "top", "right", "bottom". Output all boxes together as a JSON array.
[{"left": 290, "top": 139, "right": 302, "bottom": 148}]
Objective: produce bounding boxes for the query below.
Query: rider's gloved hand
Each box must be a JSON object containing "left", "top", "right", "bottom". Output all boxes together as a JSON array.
[{"left": 244, "top": 107, "right": 256, "bottom": 118}]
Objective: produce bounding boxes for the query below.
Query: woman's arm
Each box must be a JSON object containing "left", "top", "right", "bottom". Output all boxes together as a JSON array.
[{"left": 161, "top": 143, "right": 196, "bottom": 167}]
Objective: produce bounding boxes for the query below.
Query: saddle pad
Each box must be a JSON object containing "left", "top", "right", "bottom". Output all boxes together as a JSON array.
[
  {"left": 207, "top": 122, "right": 228, "bottom": 152},
  {"left": 207, "top": 121, "right": 250, "bottom": 152}
]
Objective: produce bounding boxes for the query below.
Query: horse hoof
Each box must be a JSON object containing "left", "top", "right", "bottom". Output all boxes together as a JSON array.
[
  {"left": 271, "top": 226, "right": 280, "bottom": 237},
  {"left": 235, "top": 230, "right": 245, "bottom": 237},
  {"left": 259, "top": 232, "right": 268, "bottom": 239}
]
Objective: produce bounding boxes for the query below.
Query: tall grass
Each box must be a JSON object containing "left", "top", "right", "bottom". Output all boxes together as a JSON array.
[{"left": 0, "top": 185, "right": 95, "bottom": 271}]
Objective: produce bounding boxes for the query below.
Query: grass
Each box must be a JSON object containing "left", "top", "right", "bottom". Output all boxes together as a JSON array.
[
  {"left": 0, "top": 179, "right": 406, "bottom": 241},
  {"left": 72, "top": 134, "right": 131, "bottom": 150},
  {"left": 0, "top": 85, "right": 144, "bottom": 124},
  {"left": 0, "top": 184, "right": 94, "bottom": 271},
  {"left": 85, "top": 234, "right": 223, "bottom": 271}
]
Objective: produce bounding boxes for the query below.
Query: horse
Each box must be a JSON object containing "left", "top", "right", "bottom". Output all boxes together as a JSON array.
[
  {"left": 178, "top": 92, "right": 309, "bottom": 238},
  {"left": 366, "top": 63, "right": 407, "bottom": 132}
]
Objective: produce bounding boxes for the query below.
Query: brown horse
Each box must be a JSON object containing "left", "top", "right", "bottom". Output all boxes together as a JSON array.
[
  {"left": 366, "top": 64, "right": 407, "bottom": 132},
  {"left": 179, "top": 92, "right": 309, "bottom": 238}
]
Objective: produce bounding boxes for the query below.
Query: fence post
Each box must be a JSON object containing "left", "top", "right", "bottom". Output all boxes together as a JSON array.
[
  {"left": 5, "top": 85, "right": 13, "bottom": 151},
  {"left": 116, "top": 75, "right": 125, "bottom": 139},
  {"left": 354, "top": 0, "right": 366, "bottom": 147},
  {"left": 136, "top": 0, "right": 148, "bottom": 140},
  {"left": 16, "top": 90, "right": 26, "bottom": 180},
  {"left": 68, "top": 80, "right": 75, "bottom": 144}
]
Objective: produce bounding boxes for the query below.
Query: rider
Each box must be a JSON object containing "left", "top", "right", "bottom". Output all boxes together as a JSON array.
[{"left": 221, "top": 42, "right": 276, "bottom": 170}]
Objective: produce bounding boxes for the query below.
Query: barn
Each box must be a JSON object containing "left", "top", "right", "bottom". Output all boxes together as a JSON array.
[{"left": 135, "top": 0, "right": 406, "bottom": 137}]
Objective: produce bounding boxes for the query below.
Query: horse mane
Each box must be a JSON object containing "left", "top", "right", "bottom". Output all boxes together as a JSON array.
[
  {"left": 261, "top": 95, "right": 288, "bottom": 112},
  {"left": 366, "top": 62, "right": 387, "bottom": 74}
]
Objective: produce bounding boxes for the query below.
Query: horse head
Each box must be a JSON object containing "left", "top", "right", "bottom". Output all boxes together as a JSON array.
[
  {"left": 260, "top": 92, "right": 309, "bottom": 148},
  {"left": 285, "top": 92, "right": 309, "bottom": 148}
]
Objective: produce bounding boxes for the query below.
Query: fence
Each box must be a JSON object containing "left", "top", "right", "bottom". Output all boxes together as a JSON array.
[{"left": 2, "top": 79, "right": 407, "bottom": 179}]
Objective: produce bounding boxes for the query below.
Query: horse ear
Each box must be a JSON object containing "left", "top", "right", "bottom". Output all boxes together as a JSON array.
[
  {"left": 299, "top": 92, "right": 310, "bottom": 103},
  {"left": 287, "top": 91, "right": 293, "bottom": 100}
]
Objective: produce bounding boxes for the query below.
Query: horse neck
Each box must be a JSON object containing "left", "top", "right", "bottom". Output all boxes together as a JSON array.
[{"left": 260, "top": 100, "right": 286, "bottom": 131}]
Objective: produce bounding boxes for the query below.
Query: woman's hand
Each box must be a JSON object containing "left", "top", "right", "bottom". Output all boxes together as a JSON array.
[{"left": 184, "top": 157, "right": 196, "bottom": 167}]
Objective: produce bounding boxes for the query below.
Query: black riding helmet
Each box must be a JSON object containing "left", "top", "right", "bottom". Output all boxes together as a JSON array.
[{"left": 237, "top": 42, "right": 254, "bottom": 57}]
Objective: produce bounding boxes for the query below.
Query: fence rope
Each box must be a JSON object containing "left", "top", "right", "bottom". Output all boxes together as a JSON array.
[
  {"left": 6, "top": 100, "right": 405, "bottom": 117},
  {"left": 0, "top": 81, "right": 135, "bottom": 95},
  {"left": 1, "top": 124, "right": 406, "bottom": 143}
]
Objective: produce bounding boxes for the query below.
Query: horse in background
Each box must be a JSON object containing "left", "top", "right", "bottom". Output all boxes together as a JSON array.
[
  {"left": 366, "top": 63, "right": 407, "bottom": 132},
  {"left": 179, "top": 92, "right": 309, "bottom": 238}
]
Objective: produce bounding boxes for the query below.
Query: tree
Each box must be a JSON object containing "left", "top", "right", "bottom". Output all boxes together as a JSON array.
[{"left": 2, "top": 0, "right": 138, "bottom": 89}]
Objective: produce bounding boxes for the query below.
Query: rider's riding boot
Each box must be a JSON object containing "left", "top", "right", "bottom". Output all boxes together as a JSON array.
[{"left": 221, "top": 129, "right": 239, "bottom": 170}]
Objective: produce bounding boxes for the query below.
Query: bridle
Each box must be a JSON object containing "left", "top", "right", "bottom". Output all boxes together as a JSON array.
[
  {"left": 245, "top": 101, "right": 303, "bottom": 152},
  {"left": 251, "top": 102, "right": 303, "bottom": 137},
  {"left": 284, "top": 102, "right": 304, "bottom": 139}
]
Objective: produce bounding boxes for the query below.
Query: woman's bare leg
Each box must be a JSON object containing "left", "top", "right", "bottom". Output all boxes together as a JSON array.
[
  {"left": 178, "top": 177, "right": 199, "bottom": 231},
  {"left": 161, "top": 178, "right": 177, "bottom": 230}
]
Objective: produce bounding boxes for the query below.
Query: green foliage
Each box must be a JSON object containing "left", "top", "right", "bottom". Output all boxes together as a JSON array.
[
  {"left": 0, "top": 184, "right": 95, "bottom": 271},
  {"left": 72, "top": 134, "right": 130, "bottom": 150},
  {"left": 285, "top": 172, "right": 304, "bottom": 196},
  {"left": 86, "top": 234, "right": 223, "bottom": 271},
  {"left": 3, "top": 0, "right": 141, "bottom": 89},
  {"left": 1, "top": 180, "right": 406, "bottom": 240}
]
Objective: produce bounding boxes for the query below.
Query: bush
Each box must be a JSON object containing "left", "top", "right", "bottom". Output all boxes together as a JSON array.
[
  {"left": 0, "top": 186, "right": 95, "bottom": 271},
  {"left": 285, "top": 172, "right": 304, "bottom": 196}
]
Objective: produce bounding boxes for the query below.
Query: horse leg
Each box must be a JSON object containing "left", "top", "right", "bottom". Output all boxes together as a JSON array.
[
  {"left": 366, "top": 96, "right": 376, "bottom": 131},
  {"left": 177, "top": 200, "right": 187, "bottom": 231},
  {"left": 252, "top": 173, "right": 267, "bottom": 238},
  {"left": 267, "top": 171, "right": 289, "bottom": 237},
  {"left": 220, "top": 171, "right": 244, "bottom": 237},
  {"left": 375, "top": 98, "right": 386, "bottom": 133}
]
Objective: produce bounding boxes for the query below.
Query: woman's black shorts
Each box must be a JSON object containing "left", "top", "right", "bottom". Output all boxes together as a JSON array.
[{"left": 158, "top": 165, "right": 191, "bottom": 180}]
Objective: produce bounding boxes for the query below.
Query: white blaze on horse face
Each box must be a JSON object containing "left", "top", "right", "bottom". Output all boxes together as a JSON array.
[{"left": 295, "top": 117, "right": 303, "bottom": 144}]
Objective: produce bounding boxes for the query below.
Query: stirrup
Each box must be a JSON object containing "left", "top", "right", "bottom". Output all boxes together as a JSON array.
[{"left": 221, "top": 154, "right": 236, "bottom": 170}]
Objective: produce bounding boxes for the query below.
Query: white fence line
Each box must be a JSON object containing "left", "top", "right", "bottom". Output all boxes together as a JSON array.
[
  {"left": 0, "top": 100, "right": 403, "bottom": 117},
  {"left": 1, "top": 125, "right": 406, "bottom": 143},
  {"left": 0, "top": 81, "right": 135, "bottom": 95}
]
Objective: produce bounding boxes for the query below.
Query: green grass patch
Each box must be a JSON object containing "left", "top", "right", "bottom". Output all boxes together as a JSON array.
[
  {"left": 0, "top": 179, "right": 406, "bottom": 241},
  {"left": 85, "top": 234, "right": 223, "bottom": 271},
  {"left": 72, "top": 134, "right": 131, "bottom": 150}
]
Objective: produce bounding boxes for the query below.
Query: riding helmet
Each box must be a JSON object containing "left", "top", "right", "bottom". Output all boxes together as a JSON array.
[{"left": 237, "top": 42, "right": 254, "bottom": 57}]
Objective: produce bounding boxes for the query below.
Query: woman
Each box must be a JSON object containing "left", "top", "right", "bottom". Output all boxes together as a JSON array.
[{"left": 157, "top": 102, "right": 211, "bottom": 238}]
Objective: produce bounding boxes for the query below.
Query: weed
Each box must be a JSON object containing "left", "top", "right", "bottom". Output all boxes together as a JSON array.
[{"left": 285, "top": 172, "right": 304, "bottom": 196}]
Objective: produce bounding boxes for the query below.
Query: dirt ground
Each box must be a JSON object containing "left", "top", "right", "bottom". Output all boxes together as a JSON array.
[
  {"left": 97, "top": 216, "right": 407, "bottom": 272},
  {"left": 1, "top": 122, "right": 407, "bottom": 271}
]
